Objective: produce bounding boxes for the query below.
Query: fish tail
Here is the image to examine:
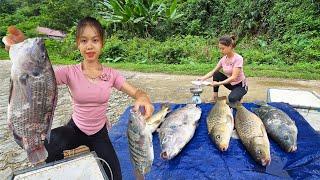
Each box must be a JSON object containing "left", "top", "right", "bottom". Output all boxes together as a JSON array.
[
  {"left": 27, "top": 145, "right": 48, "bottom": 165},
  {"left": 231, "top": 101, "right": 242, "bottom": 109},
  {"left": 161, "top": 102, "right": 171, "bottom": 111},
  {"left": 254, "top": 100, "right": 268, "bottom": 107}
]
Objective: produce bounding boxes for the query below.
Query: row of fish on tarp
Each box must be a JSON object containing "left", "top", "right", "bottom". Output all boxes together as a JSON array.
[{"left": 127, "top": 97, "right": 298, "bottom": 178}]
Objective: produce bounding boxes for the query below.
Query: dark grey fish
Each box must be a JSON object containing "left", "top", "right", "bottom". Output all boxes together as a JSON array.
[
  {"left": 7, "top": 38, "right": 57, "bottom": 165},
  {"left": 253, "top": 102, "right": 298, "bottom": 152}
]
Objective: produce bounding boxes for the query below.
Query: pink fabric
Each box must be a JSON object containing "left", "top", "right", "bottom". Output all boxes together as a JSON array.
[
  {"left": 54, "top": 64, "right": 125, "bottom": 135},
  {"left": 217, "top": 53, "right": 246, "bottom": 85}
]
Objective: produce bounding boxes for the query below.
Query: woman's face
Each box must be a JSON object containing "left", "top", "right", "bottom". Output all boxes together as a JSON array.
[
  {"left": 218, "top": 43, "right": 233, "bottom": 56},
  {"left": 77, "top": 25, "right": 103, "bottom": 62}
]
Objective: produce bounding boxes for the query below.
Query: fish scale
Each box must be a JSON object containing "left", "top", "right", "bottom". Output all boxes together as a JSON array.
[
  {"left": 206, "top": 97, "right": 234, "bottom": 151},
  {"left": 127, "top": 109, "right": 154, "bottom": 176},
  {"left": 236, "top": 107, "right": 265, "bottom": 144},
  {"left": 159, "top": 104, "right": 201, "bottom": 160},
  {"left": 7, "top": 38, "right": 57, "bottom": 165},
  {"left": 235, "top": 104, "right": 271, "bottom": 166},
  {"left": 253, "top": 103, "right": 298, "bottom": 152}
]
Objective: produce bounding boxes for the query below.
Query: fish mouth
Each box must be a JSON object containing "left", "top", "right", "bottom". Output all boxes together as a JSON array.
[
  {"left": 287, "top": 145, "right": 297, "bottom": 152},
  {"left": 219, "top": 144, "right": 229, "bottom": 152},
  {"left": 160, "top": 151, "right": 170, "bottom": 160},
  {"left": 261, "top": 158, "right": 271, "bottom": 166}
]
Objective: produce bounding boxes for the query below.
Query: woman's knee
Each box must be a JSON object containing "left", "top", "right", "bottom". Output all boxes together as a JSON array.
[{"left": 212, "top": 71, "right": 226, "bottom": 81}]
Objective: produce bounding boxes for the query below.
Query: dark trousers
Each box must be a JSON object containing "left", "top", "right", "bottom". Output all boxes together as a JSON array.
[
  {"left": 44, "top": 119, "right": 122, "bottom": 180},
  {"left": 213, "top": 71, "right": 248, "bottom": 103}
]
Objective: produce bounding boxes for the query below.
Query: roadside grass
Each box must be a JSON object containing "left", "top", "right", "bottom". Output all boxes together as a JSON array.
[
  {"left": 104, "top": 62, "right": 320, "bottom": 80},
  {"left": 1, "top": 56, "right": 319, "bottom": 80}
]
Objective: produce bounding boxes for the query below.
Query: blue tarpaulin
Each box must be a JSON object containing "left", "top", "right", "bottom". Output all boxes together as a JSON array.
[{"left": 109, "top": 103, "right": 320, "bottom": 179}]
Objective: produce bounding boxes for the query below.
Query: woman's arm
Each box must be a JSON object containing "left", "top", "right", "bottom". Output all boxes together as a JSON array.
[
  {"left": 120, "top": 82, "right": 154, "bottom": 119},
  {"left": 199, "top": 63, "right": 222, "bottom": 81}
]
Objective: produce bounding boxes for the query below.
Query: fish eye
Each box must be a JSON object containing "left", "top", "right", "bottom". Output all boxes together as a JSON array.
[
  {"left": 216, "top": 135, "right": 220, "bottom": 139},
  {"left": 284, "top": 135, "right": 289, "bottom": 140},
  {"left": 257, "top": 150, "right": 261, "bottom": 154}
]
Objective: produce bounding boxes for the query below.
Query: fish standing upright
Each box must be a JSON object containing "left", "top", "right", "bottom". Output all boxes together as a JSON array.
[
  {"left": 253, "top": 102, "right": 298, "bottom": 152},
  {"left": 158, "top": 104, "right": 201, "bottom": 160},
  {"left": 7, "top": 38, "right": 57, "bottom": 165},
  {"left": 127, "top": 109, "right": 154, "bottom": 178},
  {"left": 207, "top": 96, "right": 234, "bottom": 151},
  {"left": 235, "top": 103, "right": 271, "bottom": 166}
]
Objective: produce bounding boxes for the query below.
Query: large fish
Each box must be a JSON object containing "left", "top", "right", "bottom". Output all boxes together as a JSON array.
[
  {"left": 127, "top": 109, "right": 154, "bottom": 177},
  {"left": 235, "top": 103, "right": 271, "bottom": 166},
  {"left": 253, "top": 102, "right": 298, "bottom": 152},
  {"left": 146, "top": 103, "right": 170, "bottom": 133},
  {"left": 207, "top": 96, "right": 234, "bottom": 151},
  {"left": 158, "top": 104, "right": 201, "bottom": 160},
  {"left": 7, "top": 38, "right": 57, "bottom": 165}
]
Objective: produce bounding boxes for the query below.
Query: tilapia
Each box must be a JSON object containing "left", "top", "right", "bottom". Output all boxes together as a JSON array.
[
  {"left": 127, "top": 109, "right": 154, "bottom": 177},
  {"left": 207, "top": 96, "right": 234, "bottom": 151},
  {"left": 253, "top": 102, "right": 298, "bottom": 152},
  {"left": 235, "top": 103, "right": 271, "bottom": 166},
  {"left": 159, "top": 104, "right": 201, "bottom": 160},
  {"left": 7, "top": 38, "right": 57, "bottom": 165},
  {"left": 146, "top": 103, "right": 170, "bottom": 133}
]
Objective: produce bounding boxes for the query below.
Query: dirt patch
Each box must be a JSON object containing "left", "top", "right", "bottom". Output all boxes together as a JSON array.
[{"left": 123, "top": 71, "right": 320, "bottom": 104}]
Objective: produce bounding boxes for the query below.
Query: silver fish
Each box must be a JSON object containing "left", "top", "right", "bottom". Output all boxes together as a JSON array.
[
  {"left": 127, "top": 109, "right": 154, "bottom": 176},
  {"left": 253, "top": 102, "right": 298, "bottom": 152},
  {"left": 159, "top": 104, "right": 201, "bottom": 160},
  {"left": 146, "top": 103, "right": 170, "bottom": 133},
  {"left": 207, "top": 96, "right": 234, "bottom": 151},
  {"left": 235, "top": 103, "right": 271, "bottom": 166},
  {"left": 7, "top": 38, "right": 57, "bottom": 165}
]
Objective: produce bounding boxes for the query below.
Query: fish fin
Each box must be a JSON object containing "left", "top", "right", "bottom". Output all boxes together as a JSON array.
[
  {"left": 260, "top": 124, "right": 267, "bottom": 137},
  {"left": 9, "top": 78, "right": 13, "bottom": 104},
  {"left": 46, "top": 131, "right": 51, "bottom": 144},
  {"left": 19, "top": 74, "right": 32, "bottom": 104},
  {"left": 233, "top": 102, "right": 242, "bottom": 109},
  {"left": 12, "top": 131, "right": 23, "bottom": 148},
  {"left": 227, "top": 114, "right": 234, "bottom": 124},
  {"left": 27, "top": 145, "right": 48, "bottom": 165},
  {"left": 44, "top": 91, "right": 57, "bottom": 143}
]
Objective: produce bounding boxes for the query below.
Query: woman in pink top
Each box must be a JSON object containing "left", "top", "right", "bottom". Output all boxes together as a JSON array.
[
  {"left": 4, "top": 17, "right": 154, "bottom": 180},
  {"left": 198, "top": 35, "right": 248, "bottom": 105}
]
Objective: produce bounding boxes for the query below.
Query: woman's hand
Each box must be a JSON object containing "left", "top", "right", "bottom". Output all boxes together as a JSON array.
[
  {"left": 210, "top": 81, "right": 220, "bottom": 87},
  {"left": 197, "top": 76, "right": 206, "bottom": 81},
  {"left": 2, "top": 26, "right": 25, "bottom": 51},
  {"left": 120, "top": 82, "right": 154, "bottom": 120},
  {"left": 133, "top": 94, "right": 154, "bottom": 120}
]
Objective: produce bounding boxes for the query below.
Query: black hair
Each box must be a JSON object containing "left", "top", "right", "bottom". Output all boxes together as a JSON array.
[
  {"left": 219, "top": 35, "right": 237, "bottom": 48},
  {"left": 76, "top": 17, "right": 105, "bottom": 45}
]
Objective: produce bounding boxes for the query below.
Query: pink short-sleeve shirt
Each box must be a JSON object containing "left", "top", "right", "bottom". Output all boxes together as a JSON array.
[
  {"left": 54, "top": 64, "right": 125, "bottom": 135},
  {"left": 217, "top": 53, "right": 246, "bottom": 85}
]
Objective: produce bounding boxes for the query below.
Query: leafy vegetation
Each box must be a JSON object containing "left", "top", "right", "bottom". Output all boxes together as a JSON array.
[{"left": 0, "top": 0, "right": 319, "bottom": 79}]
